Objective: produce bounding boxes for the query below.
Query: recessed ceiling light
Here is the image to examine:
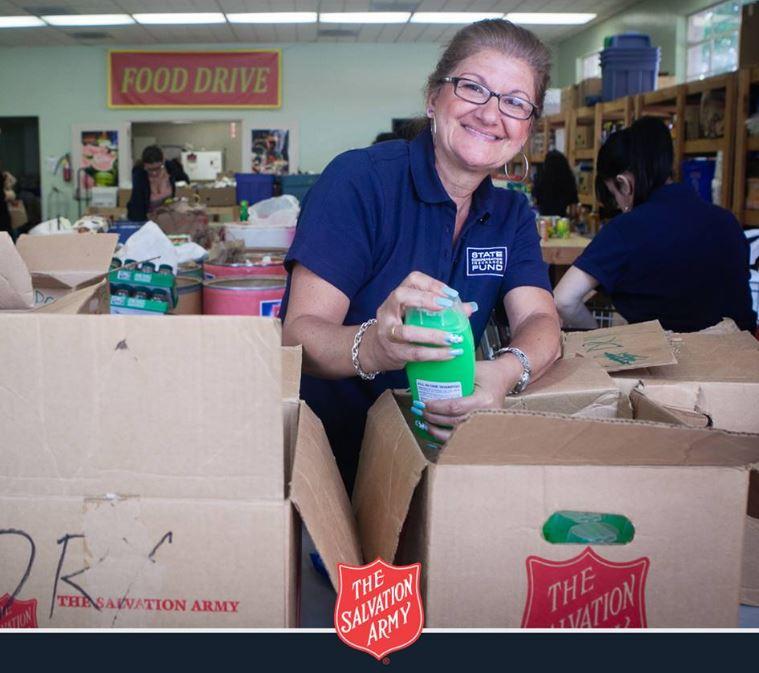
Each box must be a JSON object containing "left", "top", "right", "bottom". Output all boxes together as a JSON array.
[
  {"left": 505, "top": 13, "right": 596, "bottom": 25},
  {"left": 133, "top": 13, "right": 226, "bottom": 25},
  {"left": 0, "top": 16, "right": 47, "bottom": 28},
  {"left": 319, "top": 12, "right": 410, "bottom": 24},
  {"left": 410, "top": 12, "right": 504, "bottom": 24},
  {"left": 43, "top": 14, "right": 134, "bottom": 26},
  {"left": 227, "top": 12, "right": 317, "bottom": 24}
]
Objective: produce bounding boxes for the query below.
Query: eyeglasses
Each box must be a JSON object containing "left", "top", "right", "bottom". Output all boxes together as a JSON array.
[{"left": 439, "top": 76, "right": 538, "bottom": 121}]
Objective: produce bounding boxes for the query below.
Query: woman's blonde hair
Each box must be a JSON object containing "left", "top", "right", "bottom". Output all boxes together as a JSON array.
[{"left": 425, "top": 19, "right": 552, "bottom": 119}]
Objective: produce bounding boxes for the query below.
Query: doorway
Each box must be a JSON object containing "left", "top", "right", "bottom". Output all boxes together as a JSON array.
[{"left": 0, "top": 116, "right": 41, "bottom": 232}]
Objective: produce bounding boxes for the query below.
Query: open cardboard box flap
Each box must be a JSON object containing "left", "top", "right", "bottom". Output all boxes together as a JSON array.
[
  {"left": 16, "top": 233, "right": 118, "bottom": 290},
  {"left": 353, "top": 389, "right": 428, "bottom": 565},
  {"left": 0, "top": 231, "right": 34, "bottom": 309},
  {"left": 503, "top": 357, "right": 619, "bottom": 417},
  {"left": 563, "top": 320, "right": 677, "bottom": 372},
  {"left": 290, "top": 401, "right": 363, "bottom": 590}
]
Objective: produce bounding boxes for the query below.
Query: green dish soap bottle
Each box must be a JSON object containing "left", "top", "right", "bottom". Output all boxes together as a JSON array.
[{"left": 404, "top": 296, "right": 476, "bottom": 445}]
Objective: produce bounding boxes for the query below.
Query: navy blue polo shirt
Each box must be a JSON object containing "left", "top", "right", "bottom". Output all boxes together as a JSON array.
[
  {"left": 281, "top": 128, "right": 550, "bottom": 490},
  {"left": 574, "top": 182, "right": 757, "bottom": 333}
]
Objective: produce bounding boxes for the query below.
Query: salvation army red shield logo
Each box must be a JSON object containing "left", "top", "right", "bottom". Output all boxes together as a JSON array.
[
  {"left": 521, "top": 547, "right": 649, "bottom": 628},
  {"left": 0, "top": 594, "right": 38, "bottom": 628},
  {"left": 334, "top": 558, "right": 423, "bottom": 660}
]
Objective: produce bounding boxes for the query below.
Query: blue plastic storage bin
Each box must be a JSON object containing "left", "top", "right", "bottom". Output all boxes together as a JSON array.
[
  {"left": 110, "top": 221, "right": 145, "bottom": 244},
  {"left": 604, "top": 33, "right": 652, "bottom": 49},
  {"left": 278, "top": 174, "right": 321, "bottom": 204},
  {"left": 681, "top": 158, "right": 716, "bottom": 203},
  {"left": 235, "top": 173, "right": 275, "bottom": 206},
  {"left": 601, "top": 46, "right": 660, "bottom": 101}
]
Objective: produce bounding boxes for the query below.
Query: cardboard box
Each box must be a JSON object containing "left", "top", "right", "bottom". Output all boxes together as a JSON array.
[
  {"left": 84, "top": 207, "right": 127, "bottom": 220},
  {"left": 355, "top": 390, "right": 759, "bottom": 627},
  {"left": 563, "top": 320, "right": 678, "bottom": 373},
  {"left": 0, "top": 315, "right": 361, "bottom": 627},
  {"left": 684, "top": 104, "right": 701, "bottom": 140},
  {"left": 561, "top": 85, "right": 578, "bottom": 114},
  {"left": 0, "top": 232, "right": 114, "bottom": 314},
  {"left": 16, "top": 233, "right": 118, "bottom": 308},
  {"left": 579, "top": 322, "right": 759, "bottom": 607},
  {"left": 503, "top": 357, "right": 620, "bottom": 419},
  {"left": 117, "top": 189, "right": 132, "bottom": 208},
  {"left": 577, "top": 77, "right": 602, "bottom": 105},
  {"left": 657, "top": 75, "right": 677, "bottom": 90},
  {"left": 197, "top": 186, "right": 237, "bottom": 207}
]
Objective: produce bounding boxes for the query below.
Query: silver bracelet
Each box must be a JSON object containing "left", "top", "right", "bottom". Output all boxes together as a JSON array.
[
  {"left": 351, "top": 318, "right": 381, "bottom": 381},
  {"left": 495, "top": 346, "right": 532, "bottom": 395}
]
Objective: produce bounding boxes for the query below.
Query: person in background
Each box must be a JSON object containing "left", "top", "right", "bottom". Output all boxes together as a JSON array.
[
  {"left": 282, "top": 19, "right": 562, "bottom": 491},
  {"left": 532, "top": 149, "right": 578, "bottom": 217},
  {"left": 0, "top": 160, "right": 16, "bottom": 236},
  {"left": 554, "top": 116, "right": 756, "bottom": 332},
  {"left": 126, "top": 145, "right": 188, "bottom": 221}
]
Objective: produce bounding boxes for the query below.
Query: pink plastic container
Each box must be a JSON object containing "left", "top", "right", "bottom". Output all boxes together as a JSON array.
[{"left": 202, "top": 276, "right": 286, "bottom": 317}]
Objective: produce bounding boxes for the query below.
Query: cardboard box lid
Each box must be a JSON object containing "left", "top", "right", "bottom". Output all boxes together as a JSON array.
[
  {"left": 615, "top": 331, "right": 759, "bottom": 382},
  {"left": 0, "top": 314, "right": 285, "bottom": 500},
  {"left": 282, "top": 345, "right": 302, "bottom": 401},
  {"left": 439, "top": 410, "right": 759, "bottom": 467},
  {"left": 290, "top": 401, "right": 363, "bottom": 590},
  {"left": 353, "top": 389, "right": 429, "bottom": 564},
  {"left": 0, "top": 231, "right": 34, "bottom": 309},
  {"left": 629, "top": 386, "right": 710, "bottom": 428},
  {"left": 503, "top": 357, "right": 619, "bottom": 417},
  {"left": 563, "top": 320, "right": 677, "bottom": 372},
  {"left": 16, "top": 233, "right": 118, "bottom": 290}
]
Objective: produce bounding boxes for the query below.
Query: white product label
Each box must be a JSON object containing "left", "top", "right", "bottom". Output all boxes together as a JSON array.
[{"left": 416, "top": 379, "right": 463, "bottom": 403}]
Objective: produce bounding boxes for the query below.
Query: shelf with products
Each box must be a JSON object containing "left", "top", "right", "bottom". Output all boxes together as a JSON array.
[
  {"left": 734, "top": 66, "right": 759, "bottom": 228},
  {"left": 680, "top": 72, "right": 737, "bottom": 211}
]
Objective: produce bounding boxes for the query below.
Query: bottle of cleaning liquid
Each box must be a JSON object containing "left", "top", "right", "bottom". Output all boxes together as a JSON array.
[
  {"left": 239, "top": 199, "right": 249, "bottom": 223},
  {"left": 404, "top": 296, "right": 476, "bottom": 444}
]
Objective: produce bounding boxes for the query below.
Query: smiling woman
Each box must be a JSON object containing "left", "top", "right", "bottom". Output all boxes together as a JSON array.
[{"left": 280, "top": 19, "right": 562, "bottom": 492}]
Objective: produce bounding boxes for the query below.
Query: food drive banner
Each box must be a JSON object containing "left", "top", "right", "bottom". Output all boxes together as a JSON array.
[{"left": 108, "top": 50, "right": 281, "bottom": 108}]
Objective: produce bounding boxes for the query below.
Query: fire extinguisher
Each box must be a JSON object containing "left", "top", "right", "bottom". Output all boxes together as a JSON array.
[
  {"left": 61, "top": 154, "right": 72, "bottom": 182},
  {"left": 55, "top": 153, "right": 72, "bottom": 182}
]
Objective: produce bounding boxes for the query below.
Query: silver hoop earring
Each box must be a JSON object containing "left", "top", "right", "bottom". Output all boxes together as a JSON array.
[
  {"left": 431, "top": 116, "right": 437, "bottom": 136},
  {"left": 504, "top": 151, "right": 529, "bottom": 183}
]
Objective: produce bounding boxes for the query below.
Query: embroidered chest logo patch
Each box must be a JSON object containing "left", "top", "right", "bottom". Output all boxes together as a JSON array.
[{"left": 466, "top": 247, "right": 507, "bottom": 277}]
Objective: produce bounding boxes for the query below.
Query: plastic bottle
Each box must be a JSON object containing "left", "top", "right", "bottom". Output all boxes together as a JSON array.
[
  {"left": 542, "top": 511, "right": 635, "bottom": 545},
  {"left": 404, "top": 296, "right": 476, "bottom": 444},
  {"left": 239, "top": 199, "right": 249, "bottom": 222}
]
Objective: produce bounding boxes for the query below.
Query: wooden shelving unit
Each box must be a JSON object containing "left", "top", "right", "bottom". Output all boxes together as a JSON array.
[
  {"left": 734, "top": 65, "right": 759, "bottom": 228},
  {"left": 680, "top": 73, "right": 737, "bottom": 211}
]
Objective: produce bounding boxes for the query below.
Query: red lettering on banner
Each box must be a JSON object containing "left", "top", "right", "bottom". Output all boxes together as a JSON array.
[{"left": 109, "top": 51, "right": 281, "bottom": 108}]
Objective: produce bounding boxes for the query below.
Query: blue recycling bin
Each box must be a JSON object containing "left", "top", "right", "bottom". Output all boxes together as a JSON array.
[
  {"left": 601, "top": 34, "right": 660, "bottom": 101},
  {"left": 681, "top": 158, "right": 716, "bottom": 203},
  {"left": 278, "top": 174, "right": 321, "bottom": 205},
  {"left": 110, "top": 221, "right": 145, "bottom": 244}
]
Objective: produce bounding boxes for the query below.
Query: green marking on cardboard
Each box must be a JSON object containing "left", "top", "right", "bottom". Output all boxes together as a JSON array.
[
  {"left": 603, "top": 352, "right": 642, "bottom": 366},
  {"left": 583, "top": 336, "right": 624, "bottom": 353}
]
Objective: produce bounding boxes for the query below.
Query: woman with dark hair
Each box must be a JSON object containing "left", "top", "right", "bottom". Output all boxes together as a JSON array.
[
  {"left": 532, "top": 150, "right": 578, "bottom": 217},
  {"left": 126, "top": 145, "right": 189, "bottom": 221},
  {"left": 281, "top": 19, "right": 562, "bottom": 490},
  {"left": 554, "top": 116, "right": 756, "bottom": 332}
]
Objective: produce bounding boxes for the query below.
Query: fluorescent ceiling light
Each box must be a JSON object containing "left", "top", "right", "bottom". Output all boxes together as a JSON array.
[
  {"left": 506, "top": 13, "right": 596, "bottom": 25},
  {"left": 227, "top": 12, "right": 317, "bottom": 24},
  {"left": 0, "top": 16, "right": 46, "bottom": 28},
  {"left": 133, "top": 13, "right": 226, "bottom": 25},
  {"left": 43, "top": 14, "right": 134, "bottom": 26},
  {"left": 410, "top": 12, "right": 504, "bottom": 24},
  {"left": 319, "top": 12, "right": 410, "bottom": 24}
]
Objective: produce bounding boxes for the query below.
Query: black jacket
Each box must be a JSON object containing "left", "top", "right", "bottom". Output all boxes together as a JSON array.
[{"left": 126, "top": 160, "right": 189, "bottom": 221}]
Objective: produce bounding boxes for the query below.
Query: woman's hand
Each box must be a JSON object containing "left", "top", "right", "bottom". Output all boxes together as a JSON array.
[
  {"left": 415, "top": 359, "right": 520, "bottom": 443},
  {"left": 362, "top": 271, "right": 475, "bottom": 373}
]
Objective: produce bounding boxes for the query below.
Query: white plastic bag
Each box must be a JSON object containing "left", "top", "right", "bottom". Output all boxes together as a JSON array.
[
  {"left": 117, "top": 220, "right": 179, "bottom": 272},
  {"left": 249, "top": 195, "right": 300, "bottom": 228}
]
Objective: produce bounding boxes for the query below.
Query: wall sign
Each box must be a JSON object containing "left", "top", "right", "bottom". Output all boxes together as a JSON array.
[{"left": 108, "top": 50, "right": 281, "bottom": 108}]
